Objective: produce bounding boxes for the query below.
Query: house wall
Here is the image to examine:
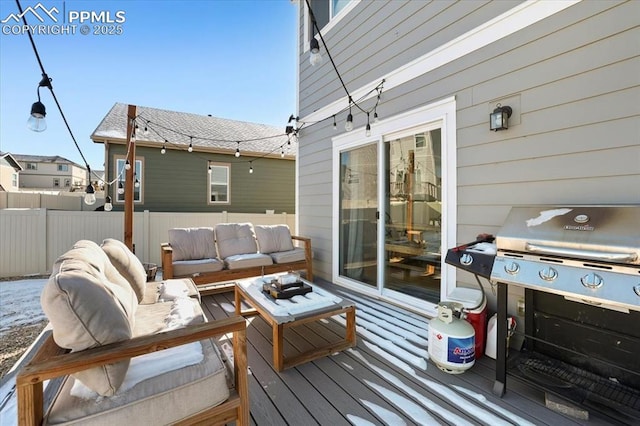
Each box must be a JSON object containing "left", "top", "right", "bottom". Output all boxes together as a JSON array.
[
  {"left": 0, "top": 163, "right": 19, "bottom": 191},
  {"left": 105, "top": 144, "right": 296, "bottom": 213},
  {"left": 17, "top": 161, "right": 86, "bottom": 190},
  {"left": 297, "top": 1, "right": 640, "bottom": 311}
]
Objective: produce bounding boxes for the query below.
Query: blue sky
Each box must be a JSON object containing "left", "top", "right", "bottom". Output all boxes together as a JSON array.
[{"left": 0, "top": 0, "right": 297, "bottom": 170}]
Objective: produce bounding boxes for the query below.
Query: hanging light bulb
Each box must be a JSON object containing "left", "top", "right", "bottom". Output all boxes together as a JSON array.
[
  {"left": 365, "top": 113, "right": 372, "bottom": 137},
  {"left": 188, "top": 137, "right": 193, "bottom": 152},
  {"left": 333, "top": 115, "right": 337, "bottom": 130},
  {"left": 345, "top": 113, "right": 354, "bottom": 132},
  {"left": 143, "top": 124, "right": 149, "bottom": 136},
  {"left": 104, "top": 195, "right": 113, "bottom": 212},
  {"left": 84, "top": 183, "right": 96, "bottom": 205},
  {"left": 208, "top": 165, "right": 212, "bottom": 174},
  {"left": 373, "top": 111, "right": 379, "bottom": 123},
  {"left": 134, "top": 178, "right": 140, "bottom": 188},
  {"left": 309, "top": 37, "right": 323, "bottom": 66},
  {"left": 117, "top": 181, "right": 124, "bottom": 195},
  {"left": 27, "top": 73, "right": 52, "bottom": 132},
  {"left": 125, "top": 160, "right": 131, "bottom": 170},
  {"left": 281, "top": 148, "right": 285, "bottom": 158},
  {"left": 161, "top": 141, "right": 167, "bottom": 154},
  {"left": 235, "top": 142, "right": 240, "bottom": 158},
  {"left": 249, "top": 162, "right": 254, "bottom": 174},
  {"left": 27, "top": 101, "right": 47, "bottom": 132}
]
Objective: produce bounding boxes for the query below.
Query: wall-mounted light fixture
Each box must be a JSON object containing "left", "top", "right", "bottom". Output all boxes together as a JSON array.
[
  {"left": 27, "top": 73, "right": 52, "bottom": 132},
  {"left": 490, "top": 104, "right": 512, "bottom": 131}
]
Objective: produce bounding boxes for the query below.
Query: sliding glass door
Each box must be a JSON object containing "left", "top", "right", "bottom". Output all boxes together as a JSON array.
[{"left": 338, "top": 143, "right": 378, "bottom": 287}]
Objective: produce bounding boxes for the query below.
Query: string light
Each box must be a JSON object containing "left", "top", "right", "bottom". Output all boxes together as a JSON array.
[
  {"left": 27, "top": 73, "right": 52, "bottom": 132},
  {"left": 84, "top": 166, "right": 96, "bottom": 205},
  {"left": 235, "top": 142, "right": 240, "bottom": 158},
  {"left": 249, "top": 162, "right": 254, "bottom": 174},
  {"left": 365, "top": 112, "right": 371, "bottom": 137},
  {"left": 345, "top": 100, "right": 354, "bottom": 132},
  {"left": 161, "top": 140, "right": 167, "bottom": 154},
  {"left": 309, "top": 38, "right": 322, "bottom": 66},
  {"left": 208, "top": 164, "right": 212, "bottom": 174},
  {"left": 104, "top": 195, "right": 113, "bottom": 211},
  {"left": 333, "top": 115, "right": 337, "bottom": 130},
  {"left": 117, "top": 181, "right": 124, "bottom": 195},
  {"left": 188, "top": 136, "right": 193, "bottom": 152},
  {"left": 125, "top": 160, "right": 131, "bottom": 170}
]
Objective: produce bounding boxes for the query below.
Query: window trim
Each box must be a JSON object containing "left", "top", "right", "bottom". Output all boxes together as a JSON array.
[
  {"left": 114, "top": 156, "right": 144, "bottom": 204},
  {"left": 26, "top": 163, "right": 37, "bottom": 170},
  {"left": 207, "top": 162, "right": 231, "bottom": 205},
  {"left": 303, "top": 0, "right": 360, "bottom": 53},
  {"left": 57, "top": 164, "right": 69, "bottom": 172},
  {"left": 53, "top": 178, "right": 60, "bottom": 187}
]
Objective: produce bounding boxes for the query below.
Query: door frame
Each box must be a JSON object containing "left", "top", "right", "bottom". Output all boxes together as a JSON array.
[{"left": 331, "top": 96, "right": 457, "bottom": 315}]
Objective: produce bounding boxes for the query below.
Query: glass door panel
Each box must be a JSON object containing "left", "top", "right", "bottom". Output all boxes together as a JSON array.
[
  {"left": 339, "top": 143, "right": 378, "bottom": 287},
  {"left": 384, "top": 129, "right": 442, "bottom": 303}
]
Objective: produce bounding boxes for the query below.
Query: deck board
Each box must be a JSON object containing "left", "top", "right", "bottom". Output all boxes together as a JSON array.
[{"left": 200, "top": 278, "right": 619, "bottom": 425}]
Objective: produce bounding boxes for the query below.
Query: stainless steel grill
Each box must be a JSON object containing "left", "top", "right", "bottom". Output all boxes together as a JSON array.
[{"left": 490, "top": 205, "right": 640, "bottom": 312}]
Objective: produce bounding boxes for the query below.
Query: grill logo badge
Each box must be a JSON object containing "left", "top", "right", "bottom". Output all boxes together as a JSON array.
[{"left": 564, "top": 214, "right": 594, "bottom": 231}]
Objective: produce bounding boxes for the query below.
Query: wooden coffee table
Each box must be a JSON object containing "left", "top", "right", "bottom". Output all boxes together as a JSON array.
[{"left": 234, "top": 276, "right": 356, "bottom": 371}]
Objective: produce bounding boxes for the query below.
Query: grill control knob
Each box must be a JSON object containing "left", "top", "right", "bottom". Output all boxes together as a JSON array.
[
  {"left": 504, "top": 262, "right": 520, "bottom": 275},
  {"left": 460, "top": 253, "right": 473, "bottom": 265},
  {"left": 539, "top": 267, "right": 558, "bottom": 282},
  {"left": 581, "top": 273, "right": 604, "bottom": 289}
]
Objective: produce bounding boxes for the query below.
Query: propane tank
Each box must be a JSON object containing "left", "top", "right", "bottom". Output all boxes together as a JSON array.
[{"left": 428, "top": 301, "right": 475, "bottom": 374}]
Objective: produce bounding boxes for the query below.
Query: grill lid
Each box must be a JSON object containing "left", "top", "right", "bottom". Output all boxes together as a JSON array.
[{"left": 495, "top": 206, "right": 640, "bottom": 265}]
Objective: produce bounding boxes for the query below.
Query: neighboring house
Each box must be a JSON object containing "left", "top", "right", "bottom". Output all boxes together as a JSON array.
[
  {"left": 0, "top": 152, "right": 22, "bottom": 192},
  {"left": 91, "top": 103, "right": 295, "bottom": 213},
  {"left": 295, "top": 1, "right": 639, "bottom": 315},
  {"left": 12, "top": 154, "right": 87, "bottom": 191}
]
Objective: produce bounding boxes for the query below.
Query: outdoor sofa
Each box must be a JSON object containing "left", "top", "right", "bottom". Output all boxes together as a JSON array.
[
  {"left": 161, "top": 223, "right": 313, "bottom": 291},
  {"left": 16, "top": 238, "right": 248, "bottom": 426}
]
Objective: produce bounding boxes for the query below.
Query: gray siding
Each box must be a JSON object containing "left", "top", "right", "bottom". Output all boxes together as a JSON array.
[
  {"left": 297, "top": 0, "right": 640, "bottom": 281},
  {"left": 106, "top": 145, "right": 295, "bottom": 213}
]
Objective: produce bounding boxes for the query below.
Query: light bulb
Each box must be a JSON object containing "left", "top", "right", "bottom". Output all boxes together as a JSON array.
[
  {"left": 309, "top": 38, "right": 322, "bottom": 66},
  {"left": 134, "top": 178, "right": 140, "bottom": 188},
  {"left": 249, "top": 164, "right": 254, "bottom": 174},
  {"left": 345, "top": 114, "right": 353, "bottom": 132},
  {"left": 365, "top": 123, "right": 371, "bottom": 137},
  {"left": 143, "top": 125, "right": 149, "bottom": 136},
  {"left": 117, "top": 187, "right": 124, "bottom": 195},
  {"left": 373, "top": 111, "right": 379, "bottom": 123},
  {"left": 235, "top": 148, "right": 240, "bottom": 158},
  {"left": 161, "top": 146, "right": 166, "bottom": 154},
  {"left": 84, "top": 183, "right": 96, "bottom": 205},
  {"left": 104, "top": 196, "right": 113, "bottom": 211},
  {"left": 310, "top": 52, "right": 323, "bottom": 66},
  {"left": 125, "top": 160, "right": 131, "bottom": 170},
  {"left": 27, "top": 101, "right": 47, "bottom": 132},
  {"left": 208, "top": 166, "right": 212, "bottom": 174}
]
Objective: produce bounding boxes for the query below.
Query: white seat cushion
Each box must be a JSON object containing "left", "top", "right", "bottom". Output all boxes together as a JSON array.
[
  {"left": 270, "top": 247, "right": 306, "bottom": 264},
  {"left": 172, "top": 258, "right": 224, "bottom": 278},
  {"left": 255, "top": 224, "right": 295, "bottom": 254},
  {"left": 43, "top": 338, "right": 230, "bottom": 425},
  {"left": 224, "top": 253, "right": 272, "bottom": 270},
  {"left": 215, "top": 223, "right": 258, "bottom": 258},
  {"left": 168, "top": 228, "right": 217, "bottom": 261}
]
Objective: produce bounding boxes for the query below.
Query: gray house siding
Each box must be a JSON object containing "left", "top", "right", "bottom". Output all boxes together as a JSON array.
[
  {"left": 107, "top": 145, "right": 295, "bottom": 213},
  {"left": 297, "top": 0, "right": 640, "bottom": 289}
]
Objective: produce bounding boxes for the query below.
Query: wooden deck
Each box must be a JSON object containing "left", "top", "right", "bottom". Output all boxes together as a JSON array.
[{"left": 201, "top": 279, "right": 616, "bottom": 426}]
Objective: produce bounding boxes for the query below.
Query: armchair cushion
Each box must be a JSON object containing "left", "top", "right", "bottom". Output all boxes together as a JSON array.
[
  {"left": 100, "top": 238, "right": 147, "bottom": 303},
  {"left": 255, "top": 224, "right": 295, "bottom": 254},
  {"left": 215, "top": 223, "right": 258, "bottom": 259},
  {"left": 168, "top": 227, "right": 217, "bottom": 261},
  {"left": 44, "top": 338, "right": 230, "bottom": 425},
  {"left": 224, "top": 253, "right": 273, "bottom": 270},
  {"left": 41, "top": 246, "right": 137, "bottom": 396},
  {"left": 172, "top": 258, "right": 224, "bottom": 278},
  {"left": 270, "top": 247, "right": 307, "bottom": 264}
]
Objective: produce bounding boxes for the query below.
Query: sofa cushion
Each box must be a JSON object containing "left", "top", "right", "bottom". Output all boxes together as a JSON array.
[
  {"left": 44, "top": 338, "right": 230, "bottom": 425},
  {"left": 270, "top": 247, "right": 306, "bottom": 264},
  {"left": 215, "top": 223, "right": 258, "bottom": 259},
  {"left": 172, "top": 258, "right": 224, "bottom": 278},
  {"left": 255, "top": 224, "right": 295, "bottom": 254},
  {"left": 41, "top": 243, "right": 137, "bottom": 396},
  {"left": 168, "top": 228, "right": 217, "bottom": 261},
  {"left": 133, "top": 299, "right": 205, "bottom": 337},
  {"left": 224, "top": 253, "right": 273, "bottom": 270},
  {"left": 100, "top": 238, "right": 147, "bottom": 303}
]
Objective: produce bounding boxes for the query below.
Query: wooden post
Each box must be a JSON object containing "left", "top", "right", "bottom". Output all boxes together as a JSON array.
[{"left": 124, "top": 104, "right": 137, "bottom": 251}]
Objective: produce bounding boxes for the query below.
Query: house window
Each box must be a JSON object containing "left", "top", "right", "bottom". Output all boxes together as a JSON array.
[
  {"left": 306, "top": 0, "right": 357, "bottom": 45},
  {"left": 115, "top": 157, "right": 143, "bottom": 203},
  {"left": 11, "top": 173, "right": 18, "bottom": 187},
  {"left": 64, "top": 178, "right": 71, "bottom": 187},
  {"left": 26, "top": 163, "right": 37, "bottom": 170},
  {"left": 57, "top": 164, "right": 69, "bottom": 172},
  {"left": 208, "top": 163, "right": 230, "bottom": 204},
  {"left": 53, "top": 178, "right": 60, "bottom": 187}
]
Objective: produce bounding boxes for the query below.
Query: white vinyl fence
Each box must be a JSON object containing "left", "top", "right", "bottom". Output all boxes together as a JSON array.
[{"left": 0, "top": 209, "right": 295, "bottom": 278}]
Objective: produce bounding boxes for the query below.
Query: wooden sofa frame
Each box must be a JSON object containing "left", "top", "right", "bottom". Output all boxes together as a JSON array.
[
  {"left": 17, "top": 316, "right": 249, "bottom": 426},
  {"left": 161, "top": 235, "right": 313, "bottom": 290}
]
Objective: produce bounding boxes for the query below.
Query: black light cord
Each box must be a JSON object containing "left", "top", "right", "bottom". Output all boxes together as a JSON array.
[{"left": 16, "top": 0, "right": 98, "bottom": 181}]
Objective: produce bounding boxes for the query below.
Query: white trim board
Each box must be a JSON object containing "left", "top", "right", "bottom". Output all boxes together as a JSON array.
[{"left": 301, "top": 0, "right": 580, "bottom": 123}]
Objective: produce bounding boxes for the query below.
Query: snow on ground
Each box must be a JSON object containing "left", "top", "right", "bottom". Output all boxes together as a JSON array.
[{"left": 0, "top": 279, "right": 47, "bottom": 334}]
